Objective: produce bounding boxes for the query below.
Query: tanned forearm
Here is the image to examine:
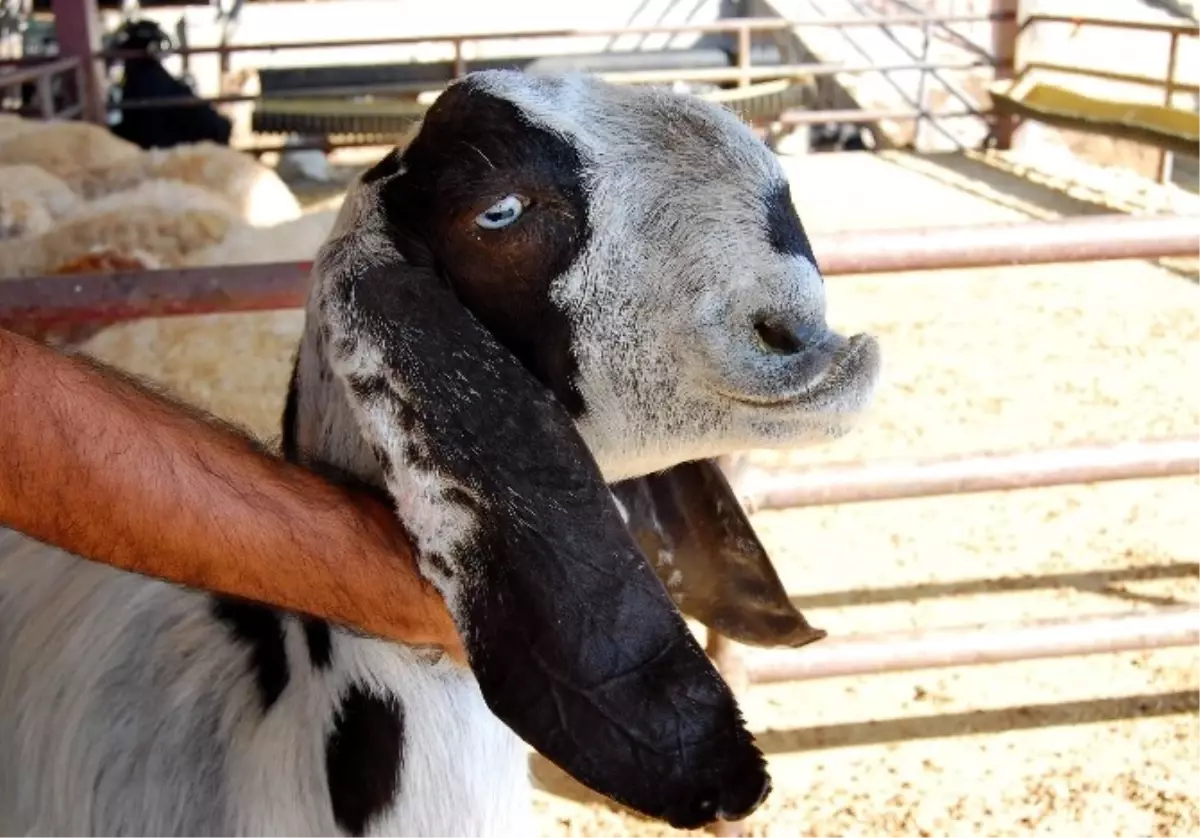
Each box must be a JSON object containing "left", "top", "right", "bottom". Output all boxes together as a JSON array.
[{"left": 0, "top": 327, "right": 463, "bottom": 660}]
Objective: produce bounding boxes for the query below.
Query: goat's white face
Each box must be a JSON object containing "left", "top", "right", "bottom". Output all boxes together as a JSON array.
[
  {"left": 308, "top": 70, "right": 880, "bottom": 832},
  {"left": 364, "top": 71, "right": 879, "bottom": 481}
]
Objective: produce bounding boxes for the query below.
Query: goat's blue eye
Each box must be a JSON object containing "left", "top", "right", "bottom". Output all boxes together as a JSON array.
[{"left": 475, "top": 195, "right": 525, "bottom": 230}]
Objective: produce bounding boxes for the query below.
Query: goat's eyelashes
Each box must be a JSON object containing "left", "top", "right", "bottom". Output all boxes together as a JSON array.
[{"left": 474, "top": 195, "right": 527, "bottom": 230}]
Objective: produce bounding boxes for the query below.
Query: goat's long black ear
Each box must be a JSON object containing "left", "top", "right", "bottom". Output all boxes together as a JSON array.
[
  {"left": 314, "top": 207, "right": 769, "bottom": 830},
  {"left": 612, "top": 459, "right": 825, "bottom": 649}
]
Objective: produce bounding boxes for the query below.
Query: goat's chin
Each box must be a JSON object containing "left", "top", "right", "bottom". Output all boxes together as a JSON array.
[{"left": 588, "top": 409, "right": 874, "bottom": 482}]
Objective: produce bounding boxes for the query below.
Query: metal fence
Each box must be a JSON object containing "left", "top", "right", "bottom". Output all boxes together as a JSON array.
[
  {"left": 0, "top": 205, "right": 1196, "bottom": 836},
  {"left": 2, "top": 6, "right": 1198, "bottom": 835},
  {"left": 0, "top": 53, "right": 82, "bottom": 116},
  {"left": 1016, "top": 13, "right": 1199, "bottom": 182},
  {"left": 5, "top": 6, "right": 1019, "bottom": 150}
]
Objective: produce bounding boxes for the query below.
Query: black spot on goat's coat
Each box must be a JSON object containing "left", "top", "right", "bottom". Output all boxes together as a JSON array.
[
  {"left": 325, "top": 684, "right": 406, "bottom": 836},
  {"left": 210, "top": 597, "right": 289, "bottom": 711},
  {"left": 303, "top": 618, "right": 333, "bottom": 669}
]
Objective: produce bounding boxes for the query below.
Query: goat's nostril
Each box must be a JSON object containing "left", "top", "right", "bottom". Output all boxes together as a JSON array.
[{"left": 752, "top": 316, "right": 803, "bottom": 355}]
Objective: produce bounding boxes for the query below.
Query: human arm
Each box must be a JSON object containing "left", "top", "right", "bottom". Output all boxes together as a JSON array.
[{"left": 0, "top": 326, "right": 464, "bottom": 660}]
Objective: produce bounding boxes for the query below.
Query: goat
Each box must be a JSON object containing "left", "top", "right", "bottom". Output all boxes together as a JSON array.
[
  {"left": 0, "top": 70, "right": 881, "bottom": 836},
  {"left": 107, "top": 18, "right": 233, "bottom": 150}
]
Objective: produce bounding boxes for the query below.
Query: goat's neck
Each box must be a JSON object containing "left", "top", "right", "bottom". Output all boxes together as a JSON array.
[{"left": 286, "top": 327, "right": 385, "bottom": 487}]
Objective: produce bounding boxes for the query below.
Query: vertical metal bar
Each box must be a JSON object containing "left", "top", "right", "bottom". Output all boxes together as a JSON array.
[
  {"left": 36, "top": 71, "right": 54, "bottom": 118},
  {"left": 218, "top": 42, "right": 231, "bottom": 95},
  {"left": 1157, "top": 31, "right": 1180, "bottom": 185},
  {"left": 452, "top": 38, "right": 465, "bottom": 79},
  {"left": 50, "top": 0, "right": 105, "bottom": 123},
  {"left": 706, "top": 630, "right": 748, "bottom": 837},
  {"left": 914, "top": 15, "right": 932, "bottom": 150},
  {"left": 990, "top": 0, "right": 1020, "bottom": 149},
  {"left": 71, "top": 60, "right": 85, "bottom": 119},
  {"left": 737, "top": 23, "right": 751, "bottom": 88},
  {"left": 175, "top": 17, "right": 190, "bottom": 79}
]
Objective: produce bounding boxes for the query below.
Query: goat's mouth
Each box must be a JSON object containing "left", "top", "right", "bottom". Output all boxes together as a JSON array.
[{"left": 718, "top": 333, "right": 880, "bottom": 409}]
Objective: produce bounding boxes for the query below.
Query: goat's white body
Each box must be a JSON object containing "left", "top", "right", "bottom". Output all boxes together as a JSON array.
[{"left": 0, "top": 530, "right": 532, "bottom": 836}]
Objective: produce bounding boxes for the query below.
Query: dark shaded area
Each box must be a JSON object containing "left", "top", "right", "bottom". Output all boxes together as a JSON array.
[
  {"left": 210, "top": 596, "right": 290, "bottom": 711},
  {"left": 325, "top": 684, "right": 406, "bottom": 836}
]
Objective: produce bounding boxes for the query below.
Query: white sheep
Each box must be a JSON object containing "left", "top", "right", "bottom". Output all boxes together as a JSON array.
[
  {"left": 0, "top": 113, "right": 52, "bottom": 143},
  {"left": 66, "top": 140, "right": 303, "bottom": 227},
  {"left": 0, "top": 179, "right": 247, "bottom": 277},
  {"left": 184, "top": 206, "right": 340, "bottom": 267},
  {"left": 0, "top": 164, "right": 80, "bottom": 240},
  {"left": 0, "top": 71, "right": 881, "bottom": 835},
  {"left": 0, "top": 119, "right": 142, "bottom": 178}
]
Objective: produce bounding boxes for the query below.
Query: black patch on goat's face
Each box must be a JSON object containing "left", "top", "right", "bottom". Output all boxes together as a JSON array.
[
  {"left": 377, "top": 81, "right": 591, "bottom": 415},
  {"left": 210, "top": 597, "right": 289, "bottom": 711},
  {"left": 763, "top": 182, "right": 816, "bottom": 262},
  {"left": 325, "top": 684, "right": 405, "bottom": 835}
]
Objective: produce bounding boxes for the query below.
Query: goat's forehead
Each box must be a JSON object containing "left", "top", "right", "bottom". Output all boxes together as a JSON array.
[{"left": 464, "top": 71, "right": 780, "bottom": 181}]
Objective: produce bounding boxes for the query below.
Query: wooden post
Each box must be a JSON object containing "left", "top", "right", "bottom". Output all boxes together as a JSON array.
[
  {"left": 50, "top": 0, "right": 106, "bottom": 123},
  {"left": 990, "top": 0, "right": 1020, "bottom": 150},
  {"left": 1157, "top": 31, "right": 1180, "bottom": 185}
]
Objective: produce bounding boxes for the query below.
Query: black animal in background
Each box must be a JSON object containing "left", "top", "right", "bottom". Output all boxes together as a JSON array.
[{"left": 108, "top": 18, "right": 231, "bottom": 149}]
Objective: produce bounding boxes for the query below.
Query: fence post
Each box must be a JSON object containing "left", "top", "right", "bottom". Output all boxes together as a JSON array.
[
  {"left": 705, "top": 452, "right": 752, "bottom": 838},
  {"left": 452, "top": 38, "right": 465, "bottom": 79},
  {"left": 36, "top": 71, "right": 54, "bottom": 117},
  {"left": 990, "top": 0, "right": 1020, "bottom": 149},
  {"left": 49, "top": 0, "right": 105, "bottom": 123},
  {"left": 914, "top": 15, "right": 932, "bottom": 151},
  {"left": 1157, "top": 30, "right": 1180, "bottom": 185},
  {"left": 706, "top": 629, "right": 749, "bottom": 837},
  {"left": 737, "top": 23, "right": 751, "bottom": 88}
]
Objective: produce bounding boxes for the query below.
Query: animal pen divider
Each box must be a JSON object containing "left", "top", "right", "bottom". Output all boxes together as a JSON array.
[
  {"left": 21, "top": 7, "right": 1019, "bottom": 152},
  {"left": 4, "top": 214, "right": 1196, "bottom": 638},
  {"left": 0, "top": 208, "right": 1196, "bottom": 831}
]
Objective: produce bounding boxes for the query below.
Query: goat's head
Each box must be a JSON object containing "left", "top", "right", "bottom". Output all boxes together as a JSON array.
[
  {"left": 307, "top": 70, "right": 880, "bottom": 829},
  {"left": 379, "top": 73, "right": 877, "bottom": 477},
  {"left": 109, "top": 19, "right": 172, "bottom": 57}
]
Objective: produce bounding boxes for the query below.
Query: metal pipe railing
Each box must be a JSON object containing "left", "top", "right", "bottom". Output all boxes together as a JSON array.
[
  {"left": 94, "top": 12, "right": 1020, "bottom": 61},
  {"left": 112, "top": 58, "right": 999, "bottom": 112},
  {"left": 744, "top": 607, "right": 1200, "bottom": 683},
  {"left": 1019, "top": 15, "right": 1197, "bottom": 185},
  {"left": 738, "top": 438, "right": 1200, "bottom": 512},
  {"left": 0, "top": 55, "right": 83, "bottom": 120},
  {"left": 1022, "top": 14, "right": 1200, "bottom": 38},
  {"left": 777, "top": 106, "right": 980, "bottom": 125},
  {"left": 0, "top": 55, "right": 80, "bottom": 86},
  {"left": 1024, "top": 60, "right": 1200, "bottom": 96},
  {"left": 1, "top": 214, "right": 1192, "bottom": 330},
  {"left": 815, "top": 213, "right": 1199, "bottom": 275}
]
